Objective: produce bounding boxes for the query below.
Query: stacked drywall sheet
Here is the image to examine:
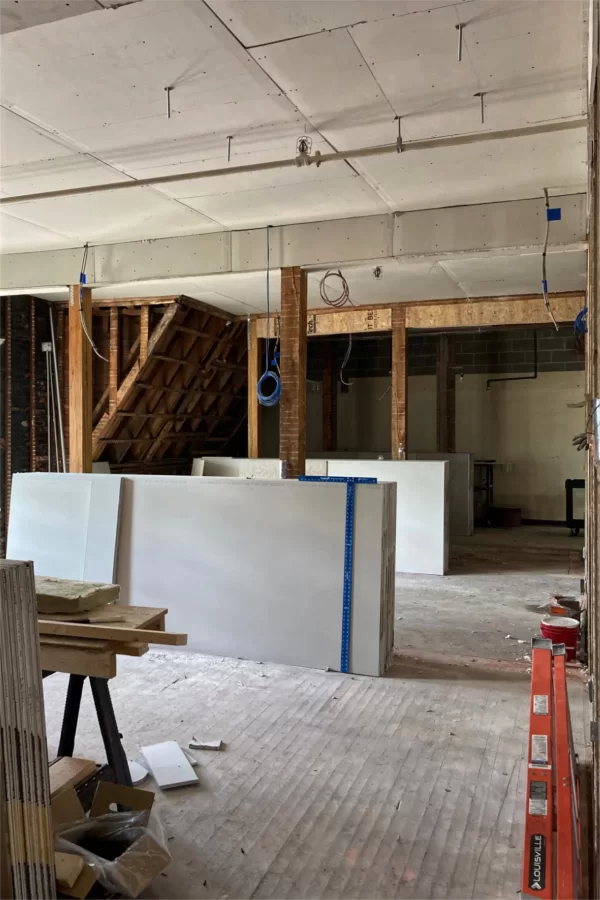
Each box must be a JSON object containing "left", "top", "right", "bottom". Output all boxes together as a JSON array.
[
  {"left": 409, "top": 452, "right": 474, "bottom": 536},
  {"left": 7, "top": 473, "right": 395, "bottom": 676},
  {"left": 7, "top": 473, "right": 122, "bottom": 582},
  {"left": 117, "top": 475, "right": 396, "bottom": 676},
  {"left": 0, "top": 560, "right": 55, "bottom": 899},
  {"left": 325, "top": 460, "right": 449, "bottom": 576},
  {"left": 200, "top": 456, "right": 284, "bottom": 477}
]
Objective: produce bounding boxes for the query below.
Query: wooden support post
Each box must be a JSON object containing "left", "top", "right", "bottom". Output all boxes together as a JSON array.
[
  {"left": 68, "top": 285, "right": 92, "bottom": 472},
  {"left": 248, "top": 319, "right": 261, "bottom": 457},
  {"left": 391, "top": 306, "right": 407, "bottom": 458},
  {"left": 436, "top": 334, "right": 456, "bottom": 453},
  {"left": 279, "top": 266, "right": 307, "bottom": 477},
  {"left": 109, "top": 308, "right": 119, "bottom": 415},
  {"left": 139, "top": 305, "right": 149, "bottom": 365},
  {"left": 322, "top": 342, "right": 337, "bottom": 452}
]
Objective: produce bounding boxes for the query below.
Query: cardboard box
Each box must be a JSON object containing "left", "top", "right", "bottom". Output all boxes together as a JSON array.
[{"left": 52, "top": 781, "right": 171, "bottom": 898}]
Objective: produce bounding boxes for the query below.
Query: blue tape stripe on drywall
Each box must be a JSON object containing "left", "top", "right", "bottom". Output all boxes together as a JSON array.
[
  {"left": 299, "top": 474, "right": 377, "bottom": 672},
  {"left": 298, "top": 476, "right": 377, "bottom": 484}
]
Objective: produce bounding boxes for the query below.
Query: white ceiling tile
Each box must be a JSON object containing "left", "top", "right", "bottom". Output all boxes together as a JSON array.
[
  {"left": 0, "top": 107, "right": 74, "bottom": 166},
  {"left": 2, "top": 188, "right": 222, "bottom": 245},
  {"left": 206, "top": 1, "right": 465, "bottom": 46},
  {"left": 0, "top": 210, "right": 73, "bottom": 252},
  {"left": 0, "top": 154, "right": 129, "bottom": 197},
  {"left": 440, "top": 248, "right": 587, "bottom": 297},
  {"left": 358, "top": 128, "right": 587, "bottom": 210},
  {"left": 182, "top": 176, "right": 389, "bottom": 228}
]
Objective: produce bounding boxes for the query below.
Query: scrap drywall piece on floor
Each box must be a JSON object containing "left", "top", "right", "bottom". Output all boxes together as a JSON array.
[
  {"left": 7, "top": 474, "right": 122, "bottom": 582},
  {"left": 141, "top": 741, "right": 199, "bottom": 789},
  {"left": 116, "top": 476, "right": 395, "bottom": 676},
  {"left": 409, "top": 452, "right": 474, "bottom": 536},
  {"left": 326, "top": 460, "right": 449, "bottom": 576}
]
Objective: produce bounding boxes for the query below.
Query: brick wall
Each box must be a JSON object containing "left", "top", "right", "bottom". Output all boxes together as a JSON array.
[{"left": 307, "top": 325, "right": 583, "bottom": 380}]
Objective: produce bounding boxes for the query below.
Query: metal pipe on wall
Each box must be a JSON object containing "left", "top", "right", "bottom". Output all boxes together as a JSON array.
[
  {"left": 0, "top": 117, "right": 586, "bottom": 207},
  {"left": 48, "top": 307, "right": 67, "bottom": 473}
]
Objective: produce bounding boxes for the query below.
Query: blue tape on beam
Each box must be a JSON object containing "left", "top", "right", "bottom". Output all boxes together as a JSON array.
[
  {"left": 299, "top": 474, "right": 377, "bottom": 672},
  {"left": 546, "top": 207, "right": 561, "bottom": 221}
]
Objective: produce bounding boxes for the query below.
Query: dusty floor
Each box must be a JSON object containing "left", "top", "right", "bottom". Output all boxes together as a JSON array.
[
  {"left": 42, "top": 525, "right": 590, "bottom": 900},
  {"left": 396, "top": 526, "right": 584, "bottom": 662}
]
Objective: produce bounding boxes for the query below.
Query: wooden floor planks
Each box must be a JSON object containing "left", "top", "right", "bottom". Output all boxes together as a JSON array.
[{"left": 41, "top": 650, "right": 588, "bottom": 900}]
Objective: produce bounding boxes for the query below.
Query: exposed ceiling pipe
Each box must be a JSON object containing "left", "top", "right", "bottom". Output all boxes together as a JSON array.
[{"left": 0, "top": 117, "right": 586, "bottom": 206}]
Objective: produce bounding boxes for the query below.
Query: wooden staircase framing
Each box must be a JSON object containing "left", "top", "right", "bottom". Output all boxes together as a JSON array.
[{"left": 80, "top": 295, "right": 247, "bottom": 470}]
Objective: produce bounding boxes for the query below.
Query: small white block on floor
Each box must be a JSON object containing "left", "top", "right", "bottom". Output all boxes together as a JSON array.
[{"left": 141, "top": 740, "right": 199, "bottom": 789}]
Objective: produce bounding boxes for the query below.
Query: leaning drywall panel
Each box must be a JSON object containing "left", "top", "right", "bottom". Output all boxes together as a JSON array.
[
  {"left": 409, "top": 452, "right": 474, "bottom": 536},
  {"left": 6, "top": 473, "right": 122, "bottom": 581},
  {"left": 117, "top": 476, "right": 393, "bottom": 675},
  {"left": 326, "top": 460, "right": 448, "bottom": 576}
]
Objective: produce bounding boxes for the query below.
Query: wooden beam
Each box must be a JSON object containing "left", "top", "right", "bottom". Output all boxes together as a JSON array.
[
  {"left": 109, "top": 307, "right": 119, "bottom": 415},
  {"left": 406, "top": 293, "right": 584, "bottom": 329},
  {"left": 279, "top": 266, "right": 307, "bottom": 478},
  {"left": 322, "top": 342, "right": 337, "bottom": 452},
  {"left": 436, "top": 334, "right": 456, "bottom": 453},
  {"left": 391, "top": 306, "right": 407, "bottom": 458},
  {"left": 72, "top": 296, "right": 179, "bottom": 309},
  {"left": 253, "top": 292, "right": 584, "bottom": 337},
  {"left": 92, "top": 303, "right": 180, "bottom": 458},
  {"left": 248, "top": 319, "right": 261, "bottom": 458},
  {"left": 139, "top": 305, "right": 149, "bottom": 365},
  {"left": 68, "top": 285, "right": 92, "bottom": 472}
]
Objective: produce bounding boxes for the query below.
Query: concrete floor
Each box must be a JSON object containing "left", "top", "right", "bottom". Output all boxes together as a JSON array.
[{"left": 43, "top": 526, "right": 589, "bottom": 900}]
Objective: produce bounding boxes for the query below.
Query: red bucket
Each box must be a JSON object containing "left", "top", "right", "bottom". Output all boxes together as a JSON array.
[{"left": 540, "top": 616, "right": 579, "bottom": 661}]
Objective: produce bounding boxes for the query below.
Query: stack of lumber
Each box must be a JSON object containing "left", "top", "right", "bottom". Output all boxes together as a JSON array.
[
  {"left": 35, "top": 577, "right": 187, "bottom": 679},
  {"left": 0, "top": 560, "right": 56, "bottom": 899}
]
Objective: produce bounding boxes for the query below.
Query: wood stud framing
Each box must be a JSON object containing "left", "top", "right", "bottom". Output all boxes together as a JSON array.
[
  {"left": 279, "top": 266, "right": 308, "bottom": 478},
  {"left": 436, "top": 335, "right": 456, "bottom": 453},
  {"left": 247, "top": 319, "right": 261, "bottom": 458},
  {"left": 391, "top": 306, "right": 407, "bottom": 458},
  {"left": 68, "top": 285, "right": 92, "bottom": 473}
]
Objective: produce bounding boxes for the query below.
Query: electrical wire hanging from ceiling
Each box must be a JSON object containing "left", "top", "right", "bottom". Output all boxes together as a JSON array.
[
  {"left": 319, "top": 269, "right": 351, "bottom": 308},
  {"left": 78, "top": 242, "right": 109, "bottom": 362},
  {"left": 541, "top": 189, "right": 559, "bottom": 332},
  {"left": 256, "top": 225, "right": 281, "bottom": 407},
  {"left": 339, "top": 334, "right": 353, "bottom": 386}
]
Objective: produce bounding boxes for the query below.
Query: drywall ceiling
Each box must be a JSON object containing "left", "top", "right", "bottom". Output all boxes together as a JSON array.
[
  {"left": 29, "top": 247, "right": 586, "bottom": 314},
  {"left": 0, "top": 0, "right": 139, "bottom": 35},
  {"left": 0, "top": 0, "right": 588, "bottom": 254}
]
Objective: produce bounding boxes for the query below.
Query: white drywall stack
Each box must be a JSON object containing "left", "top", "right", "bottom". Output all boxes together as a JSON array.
[
  {"left": 7, "top": 473, "right": 122, "bottom": 582},
  {"left": 117, "top": 475, "right": 395, "bottom": 676},
  {"left": 197, "top": 457, "right": 328, "bottom": 478},
  {"left": 325, "top": 460, "right": 449, "bottom": 576},
  {"left": 409, "top": 452, "right": 474, "bottom": 536}
]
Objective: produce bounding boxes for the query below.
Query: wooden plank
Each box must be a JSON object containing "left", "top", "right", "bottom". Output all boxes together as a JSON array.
[
  {"left": 37, "top": 619, "right": 186, "bottom": 646},
  {"left": 436, "top": 334, "right": 455, "bottom": 453},
  {"left": 279, "top": 266, "right": 307, "bottom": 478},
  {"left": 253, "top": 292, "right": 583, "bottom": 336},
  {"left": 405, "top": 293, "right": 583, "bottom": 329},
  {"left": 109, "top": 307, "right": 119, "bottom": 415},
  {"left": 139, "top": 305, "right": 149, "bottom": 365},
  {"left": 248, "top": 318, "right": 260, "bottom": 458},
  {"left": 256, "top": 306, "right": 391, "bottom": 338},
  {"left": 40, "top": 643, "right": 116, "bottom": 678},
  {"left": 68, "top": 285, "right": 92, "bottom": 472},
  {"left": 62, "top": 296, "right": 178, "bottom": 309},
  {"left": 49, "top": 758, "right": 96, "bottom": 798},
  {"left": 391, "top": 306, "right": 407, "bottom": 458}
]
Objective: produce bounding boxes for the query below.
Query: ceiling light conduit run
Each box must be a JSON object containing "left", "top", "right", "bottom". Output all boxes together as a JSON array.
[{"left": 0, "top": 118, "right": 586, "bottom": 206}]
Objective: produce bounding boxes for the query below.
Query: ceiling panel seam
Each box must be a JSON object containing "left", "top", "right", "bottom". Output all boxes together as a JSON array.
[
  {"left": 192, "top": 0, "right": 396, "bottom": 212},
  {"left": 0, "top": 207, "right": 76, "bottom": 245},
  {"left": 0, "top": 103, "right": 225, "bottom": 230}
]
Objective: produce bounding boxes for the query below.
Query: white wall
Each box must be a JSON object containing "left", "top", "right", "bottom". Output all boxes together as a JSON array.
[{"left": 260, "top": 369, "right": 584, "bottom": 521}]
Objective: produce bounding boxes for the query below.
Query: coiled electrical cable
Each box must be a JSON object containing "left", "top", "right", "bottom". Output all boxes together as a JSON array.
[
  {"left": 319, "top": 270, "right": 351, "bottom": 308},
  {"left": 256, "top": 225, "right": 281, "bottom": 407}
]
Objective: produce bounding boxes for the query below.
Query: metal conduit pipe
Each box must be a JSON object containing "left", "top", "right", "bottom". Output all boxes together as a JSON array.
[{"left": 0, "top": 117, "right": 586, "bottom": 206}]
